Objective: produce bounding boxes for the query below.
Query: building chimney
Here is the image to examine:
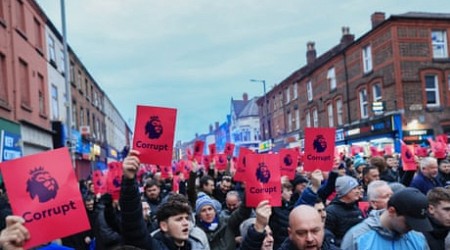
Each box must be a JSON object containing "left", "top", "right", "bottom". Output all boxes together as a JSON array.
[
  {"left": 243, "top": 92, "right": 248, "bottom": 101},
  {"left": 215, "top": 122, "right": 219, "bottom": 130},
  {"left": 371, "top": 12, "right": 385, "bottom": 28},
  {"left": 306, "top": 41, "right": 316, "bottom": 65},
  {"left": 340, "top": 26, "right": 355, "bottom": 47},
  {"left": 209, "top": 124, "right": 213, "bottom": 133}
]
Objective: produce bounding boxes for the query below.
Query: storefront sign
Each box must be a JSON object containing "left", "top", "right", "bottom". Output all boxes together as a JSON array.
[{"left": 0, "top": 130, "right": 22, "bottom": 162}]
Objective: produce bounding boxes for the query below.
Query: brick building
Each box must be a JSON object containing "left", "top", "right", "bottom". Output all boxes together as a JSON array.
[{"left": 259, "top": 12, "right": 450, "bottom": 152}]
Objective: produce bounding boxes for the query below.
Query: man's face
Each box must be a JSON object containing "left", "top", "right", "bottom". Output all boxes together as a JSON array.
[
  {"left": 160, "top": 213, "right": 190, "bottom": 244},
  {"left": 364, "top": 169, "right": 380, "bottom": 185},
  {"left": 429, "top": 201, "right": 450, "bottom": 227},
  {"left": 199, "top": 205, "right": 216, "bottom": 223},
  {"left": 424, "top": 163, "right": 439, "bottom": 178},
  {"left": 295, "top": 183, "right": 308, "bottom": 194},
  {"left": 390, "top": 214, "right": 411, "bottom": 235},
  {"left": 261, "top": 226, "right": 274, "bottom": 250},
  {"left": 142, "top": 202, "right": 151, "bottom": 220},
  {"left": 344, "top": 187, "right": 362, "bottom": 203},
  {"left": 288, "top": 214, "right": 324, "bottom": 250},
  {"left": 314, "top": 202, "right": 326, "bottom": 223},
  {"left": 226, "top": 195, "right": 240, "bottom": 212},
  {"left": 439, "top": 163, "right": 450, "bottom": 174},
  {"left": 282, "top": 187, "right": 293, "bottom": 202},
  {"left": 145, "top": 185, "right": 160, "bottom": 200},
  {"left": 85, "top": 199, "right": 94, "bottom": 211},
  {"left": 386, "top": 157, "right": 398, "bottom": 168},
  {"left": 203, "top": 180, "right": 215, "bottom": 195},
  {"left": 370, "top": 185, "right": 393, "bottom": 210},
  {"left": 220, "top": 180, "right": 231, "bottom": 193}
]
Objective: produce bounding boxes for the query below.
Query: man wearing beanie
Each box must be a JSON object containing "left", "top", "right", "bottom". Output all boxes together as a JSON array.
[
  {"left": 341, "top": 187, "right": 432, "bottom": 250},
  {"left": 195, "top": 190, "right": 251, "bottom": 250},
  {"left": 325, "top": 175, "right": 364, "bottom": 247}
]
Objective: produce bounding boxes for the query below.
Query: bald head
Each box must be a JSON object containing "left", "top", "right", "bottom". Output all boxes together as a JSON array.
[{"left": 288, "top": 205, "right": 324, "bottom": 250}]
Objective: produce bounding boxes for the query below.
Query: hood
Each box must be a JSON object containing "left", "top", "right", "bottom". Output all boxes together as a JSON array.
[{"left": 365, "top": 210, "right": 402, "bottom": 240}]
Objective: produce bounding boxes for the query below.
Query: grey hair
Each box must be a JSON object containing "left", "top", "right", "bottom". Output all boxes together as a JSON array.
[
  {"left": 367, "top": 180, "right": 389, "bottom": 201},
  {"left": 226, "top": 190, "right": 241, "bottom": 201},
  {"left": 420, "top": 157, "right": 438, "bottom": 171}
]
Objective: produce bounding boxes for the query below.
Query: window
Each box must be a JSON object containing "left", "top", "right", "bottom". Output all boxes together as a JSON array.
[
  {"left": 94, "top": 91, "right": 98, "bottom": 107},
  {"left": 307, "top": 80, "right": 313, "bottom": 101},
  {"left": 448, "top": 74, "right": 450, "bottom": 90},
  {"left": 287, "top": 112, "right": 292, "bottom": 132},
  {"left": 336, "top": 99, "right": 343, "bottom": 126},
  {"left": 86, "top": 109, "right": 90, "bottom": 128},
  {"left": 327, "top": 103, "right": 334, "bottom": 127},
  {"left": 80, "top": 107, "right": 84, "bottom": 126},
  {"left": 77, "top": 70, "right": 82, "bottom": 90},
  {"left": 19, "top": 59, "right": 30, "bottom": 107},
  {"left": 425, "top": 74, "right": 440, "bottom": 107},
  {"left": 51, "top": 85, "right": 59, "bottom": 120},
  {"left": 0, "top": 0, "right": 5, "bottom": 20},
  {"left": 285, "top": 87, "right": 290, "bottom": 104},
  {"left": 72, "top": 101, "right": 77, "bottom": 128},
  {"left": 372, "top": 83, "right": 382, "bottom": 101},
  {"left": 48, "top": 36, "right": 56, "bottom": 64},
  {"left": 293, "top": 83, "right": 298, "bottom": 100},
  {"left": 295, "top": 109, "right": 300, "bottom": 130},
  {"left": 432, "top": 31, "right": 448, "bottom": 58},
  {"left": 38, "top": 73, "right": 46, "bottom": 115},
  {"left": 312, "top": 108, "right": 318, "bottom": 127},
  {"left": 0, "top": 54, "right": 7, "bottom": 105},
  {"left": 306, "top": 110, "right": 311, "bottom": 127},
  {"left": 85, "top": 78, "right": 89, "bottom": 100},
  {"left": 70, "top": 62, "right": 75, "bottom": 83},
  {"left": 359, "top": 88, "right": 368, "bottom": 118},
  {"left": 362, "top": 45, "right": 373, "bottom": 73},
  {"left": 327, "top": 67, "right": 336, "bottom": 90},
  {"left": 34, "top": 18, "right": 43, "bottom": 50},
  {"left": 15, "top": 0, "right": 25, "bottom": 32},
  {"left": 59, "top": 49, "right": 65, "bottom": 74}
]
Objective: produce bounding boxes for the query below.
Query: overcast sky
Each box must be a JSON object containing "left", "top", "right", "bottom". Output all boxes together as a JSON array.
[{"left": 36, "top": 0, "right": 447, "bottom": 143}]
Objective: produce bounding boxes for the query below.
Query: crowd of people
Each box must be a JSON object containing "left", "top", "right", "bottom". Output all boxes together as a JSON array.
[{"left": 1, "top": 147, "right": 450, "bottom": 250}]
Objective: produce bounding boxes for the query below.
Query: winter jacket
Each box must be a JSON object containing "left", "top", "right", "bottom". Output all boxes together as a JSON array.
[
  {"left": 341, "top": 210, "right": 429, "bottom": 250},
  {"left": 269, "top": 199, "right": 292, "bottom": 249},
  {"left": 437, "top": 170, "right": 450, "bottom": 187},
  {"left": 196, "top": 199, "right": 251, "bottom": 250},
  {"left": 120, "top": 177, "right": 207, "bottom": 250},
  {"left": 325, "top": 198, "right": 364, "bottom": 246},
  {"left": 410, "top": 171, "right": 442, "bottom": 195},
  {"left": 423, "top": 215, "right": 450, "bottom": 250}
]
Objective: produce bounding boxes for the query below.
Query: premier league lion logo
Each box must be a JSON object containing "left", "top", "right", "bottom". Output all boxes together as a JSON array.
[
  {"left": 26, "top": 167, "right": 59, "bottom": 203},
  {"left": 145, "top": 116, "right": 163, "bottom": 139},
  {"left": 313, "top": 135, "right": 327, "bottom": 153},
  {"left": 283, "top": 154, "right": 293, "bottom": 166},
  {"left": 256, "top": 162, "right": 271, "bottom": 184}
]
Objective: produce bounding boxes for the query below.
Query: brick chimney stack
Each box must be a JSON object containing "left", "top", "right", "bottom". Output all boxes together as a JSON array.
[
  {"left": 371, "top": 12, "right": 385, "bottom": 28},
  {"left": 215, "top": 122, "right": 219, "bottom": 130},
  {"left": 209, "top": 124, "right": 213, "bottom": 133},
  {"left": 340, "top": 26, "right": 355, "bottom": 47},
  {"left": 306, "top": 41, "right": 316, "bottom": 65},
  {"left": 243, "top": 92, "right": 248, "bottom": 101}
]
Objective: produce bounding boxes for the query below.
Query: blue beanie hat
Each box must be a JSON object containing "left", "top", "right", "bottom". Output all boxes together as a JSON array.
[
  {"left": 353, "top": 155, "right": 367, "bottom": 170},
  {"left": 196, "top": 194, "right": 216, "bottom": 215}
]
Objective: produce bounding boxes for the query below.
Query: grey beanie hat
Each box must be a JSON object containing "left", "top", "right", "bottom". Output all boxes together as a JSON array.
[{"left": 335, "top": 175, "right": 359, "bottom": 197}]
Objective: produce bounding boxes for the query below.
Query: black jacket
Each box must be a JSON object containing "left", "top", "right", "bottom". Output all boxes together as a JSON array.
[
  {"left": 423, "top": 215, "right": 450, "bottom": 250},
  {"left": 325, "top": 198, "right": 364, "bottom": 246},
  {"left": 268, "top": 199, "right": 292, "bottom": 249}
]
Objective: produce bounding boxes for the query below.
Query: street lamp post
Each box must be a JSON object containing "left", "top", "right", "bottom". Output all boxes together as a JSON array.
[{"left": 250, "top": 79, "right": 270, "bottom": 141}]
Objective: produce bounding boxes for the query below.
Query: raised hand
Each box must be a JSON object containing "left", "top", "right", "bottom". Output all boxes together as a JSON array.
[
  {"left": 122, "top": 150, "right": 141, "bottom": 179},
  {"left": 254, "top": 200, "right": 272, "bottom": 233},
  {"left": 0, "top": 216, "right": 30, "bottom": 250}
]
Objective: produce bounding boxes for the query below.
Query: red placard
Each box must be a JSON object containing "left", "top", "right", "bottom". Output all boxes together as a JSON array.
[
  {"left": 303, "top": 127, "right": 336, "bottom": 172},
  {"left": 370, "top": 146, "right": 382, "bottom": 157},
  {"left": 428, "top": 138, "right": 447, "bottom": 159},
  {"left": 92, "top": 170, "right": 107, "bottom": 195},
  {"left": 384, "top": 145, "right": 394, "bottom": 156},
  {"left": 160, "top": 165, "right": 173, "bottom": 180},
  {"left": 224, "top": 142, "right": 235, "bottom": 157},
  {"left": 414, "top": 145, "right": 428, "bottom": 157},
  {"left": 208, "top": 143, "right": 217, "bottom": 157},
  {"left": 106, "top": 161, "right": 123, "bottom": 201},
  {"left": 351, "top": 145, "right": 363, "bottom": 156},
  {"left": 234, "top": 147, "right": 254, "bottom": 182},
  {"left": 215, "top": 153, "right": 228, "bottom": 171},
  {"left": 193, "top": 140, "right": 205, "bottom": 163},
  {"left": 245, "top": 154, "right": 281, "bottom": 207},
  {"left": 172, "top": 175, "right": 180, "bottom": 193},
  {"left": 279, "top": 148, "right": 299, "bottom": 180},
  {"left": 0, "top": 148, "right": 90, "bottom": 249},
  {"left": 401, "top": 144, "right": 417, "bottom": 171},
  {"left": 132, "top": 105, "right": 177, "bottom": 166}
]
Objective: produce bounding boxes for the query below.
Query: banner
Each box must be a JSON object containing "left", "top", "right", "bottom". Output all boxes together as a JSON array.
[
  {"left": 233, "top": 147, "right": 253, "bottom": 182},
  {"left": 224, "top": 142, "right": 235, "bottom": 157},
  {"left": 279, "top": 148, "right": 299, "bottom": 180},
  {"left": 303, "top": 127, "right": 336, "bottom": 171},
  {"left": 193, "top": 140, "right": 205, "bottom": 163},
  {"left": 133, "top": 105, "right": 177, "bottom": 166},
  {"left": 245, "top": 154, "right": 281, "bottom": 207},
  {"left": 0, "top": 148, "right": 90, "bottom": 249},
  {"left": 401, "top": 144, "right": 417, "bottom": 171},
  {"left": 215, "top": 153, "right": 227, "bottom": 171}
]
